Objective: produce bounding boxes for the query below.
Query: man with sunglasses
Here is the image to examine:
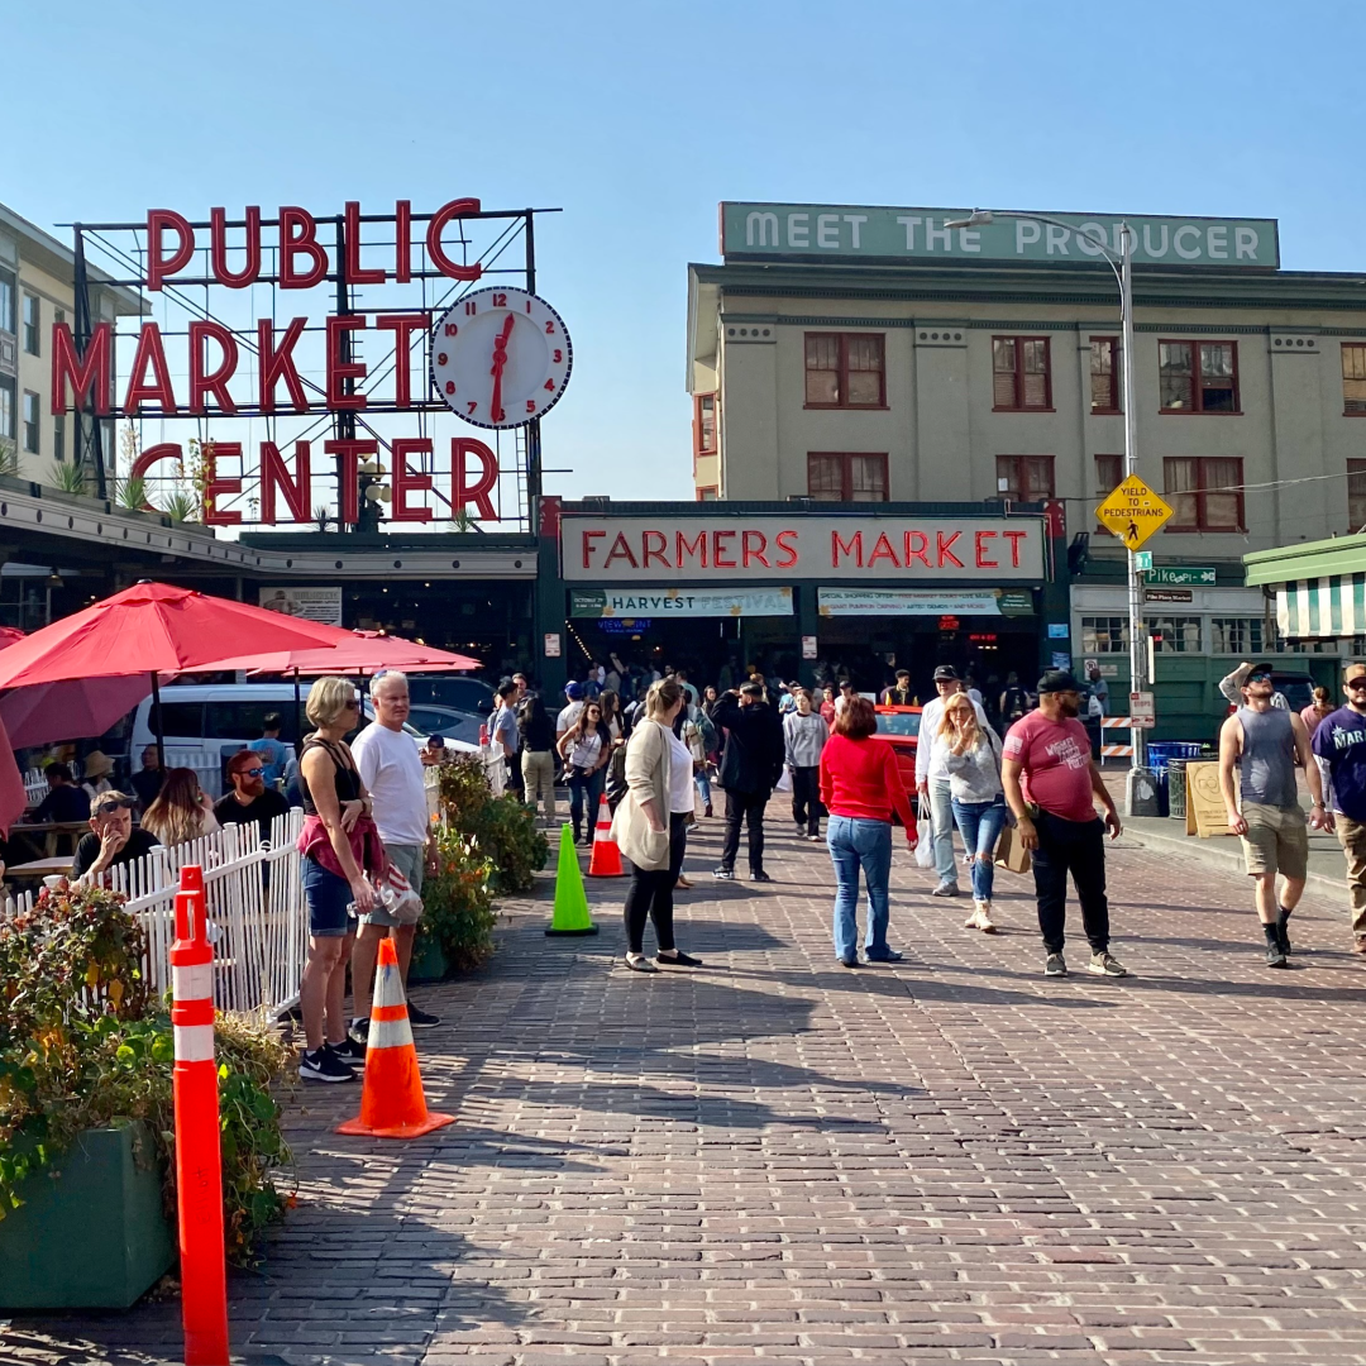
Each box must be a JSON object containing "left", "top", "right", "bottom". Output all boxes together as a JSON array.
[
  {"left": 1218, "top": 663, "right": 1328, "bottom": 968},
  {"left": 1311, "top": 662, "right": 1366, "bottom": 954},
  {"left": 214, "top": 750, "right": 291, "bottom": 839},
  {"left": 71, "top": 791, "right": 160, "bottom": 885}
]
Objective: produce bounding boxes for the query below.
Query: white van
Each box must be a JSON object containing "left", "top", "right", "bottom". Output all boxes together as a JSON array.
[{"left": 127, "top": 683, "right": 473, "bottom": 797}]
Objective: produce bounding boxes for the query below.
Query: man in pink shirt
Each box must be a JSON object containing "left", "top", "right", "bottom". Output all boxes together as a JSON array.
[{"left": 1002, "top": 670, "right": 1127, "bottom": 979}]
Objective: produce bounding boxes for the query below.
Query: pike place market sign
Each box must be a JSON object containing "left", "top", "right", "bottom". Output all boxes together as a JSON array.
[
  {"left": 720, "top": 203, "right": 1280, "bottom": 268},
  {"left": 562, "top": 516, "right": 1045, "bottom": 584}
]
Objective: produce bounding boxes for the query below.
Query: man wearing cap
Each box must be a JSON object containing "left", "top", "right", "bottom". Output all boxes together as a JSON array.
[
  {"left": 916, "top": 665, "right": 990, "bottom": 897},
  {"left": 883, "top": 670, "right": 917, "bottom": 707},
  {"left": 832, "top": 678, "right": 856, "bottom": 719},
  {"left": 1002, "top": 670, "right": 1127, "bottom": 977},
  {"left": 556, "top": 681, "right": 586, "bottom": 743},
  {"left": 1218, "top": 663, "right": 1327, "bottom": 967},
  {"left": 1312, "top": 662, "right": 1366, "bottom": 953}
]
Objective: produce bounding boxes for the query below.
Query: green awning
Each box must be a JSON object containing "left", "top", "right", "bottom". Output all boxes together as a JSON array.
[{"left": 1244, "top": 533, "right": 1366, "bottom": 638}]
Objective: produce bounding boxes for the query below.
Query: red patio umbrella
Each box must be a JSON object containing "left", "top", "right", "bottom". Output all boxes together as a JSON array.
[{"left": 0, "top": 627, "right": 25, "bottom": 650}]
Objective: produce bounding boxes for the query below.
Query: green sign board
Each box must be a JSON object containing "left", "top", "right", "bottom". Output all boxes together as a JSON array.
[
  {"left": 571, "top": 586, "right": 793, "bottom": 619},
  {"left": 720, "top": 203, "right": 1280, "bottom": 269},
  {"left": 997, "top": 591, "right": 1035, "bottom": 616},
  {"left": 1144, "top": 566, "right": 1217, "bottom": 586},
  {"left": 1133, "top": 551, "right": 1153, "bottom": 570}
]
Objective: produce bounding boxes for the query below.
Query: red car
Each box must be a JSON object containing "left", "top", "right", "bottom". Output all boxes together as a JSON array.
[{"left": 871, "top": 704, "right": 922, "bottom": 793}]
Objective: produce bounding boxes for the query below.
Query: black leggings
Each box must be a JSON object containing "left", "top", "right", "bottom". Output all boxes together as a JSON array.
[
  {"left": 668, "top": 810, "right": 689, "bottom": 887},
  {"left": 624, "top": 848, "right": 680, "bottom": 958}
]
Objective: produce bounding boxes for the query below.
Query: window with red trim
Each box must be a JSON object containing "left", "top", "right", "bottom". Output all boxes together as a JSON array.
[
  {"left": 1095, "top": 454, "right": 1123, "bottom": 498},
  {"left": 992, "top": 336, "right": 1051, "bottom": 410},
  {"left": 1090, "top": 337, "right": 1121, "bottom": 413},
  {"left": 693, "top": 393, "right": 717, "bottom": 455},
  {"left": 1343, "top": 345, "right": 1366, "bottom": 414},
  {"left": 995, "top": 455, "right": 1055, "bottom": 500},
  {"left": 696, "top": 485, "right": 718, "bottom": 502},
  {"left": 804, "top": 333, "right": 885, "bottom": 408},
  {"left": 1163, "top": 456, "right": 1244, "bottom": 531},
  {"left": 807, "top": 453, "right": 889, "bottom": 502},
  {"left": 1348, "top": 459, "right": 1366, "bottom": 531},
  {"left": 1159, "top": 340, "right": 1239, "bottom": 413}
]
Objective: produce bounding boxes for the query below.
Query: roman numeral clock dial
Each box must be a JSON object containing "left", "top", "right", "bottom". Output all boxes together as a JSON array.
[{"left": 430, "top": 286, "right": 573, "bottom": 429}]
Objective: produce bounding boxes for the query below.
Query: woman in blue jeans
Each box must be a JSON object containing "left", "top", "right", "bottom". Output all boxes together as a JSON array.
[
  {"left": 935, "top": 693, "right": 1007, "bottom": 933},
  {"left": 557, "top": 701, "right": 612, "bottom": 843},
  {"left": 818, "top": 695, "right": 918, "bottom": 967}
]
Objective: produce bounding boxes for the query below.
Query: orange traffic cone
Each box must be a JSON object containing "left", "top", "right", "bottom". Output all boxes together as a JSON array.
[
  {"left": 587, "top": 792, "right": 624, "bottom": 878},
  {"left": 336, "top": 938, "right": 455, "bottom": 1140}
]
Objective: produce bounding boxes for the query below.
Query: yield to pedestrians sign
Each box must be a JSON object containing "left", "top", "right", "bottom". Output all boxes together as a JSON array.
[{"left": 1095, "top": 475, "right": 1174, "bottom": 552}]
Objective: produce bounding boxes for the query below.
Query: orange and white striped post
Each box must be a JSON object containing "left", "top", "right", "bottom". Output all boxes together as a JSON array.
[{"left": 170, "top": 864, "right": 229, "bottom": 1366}]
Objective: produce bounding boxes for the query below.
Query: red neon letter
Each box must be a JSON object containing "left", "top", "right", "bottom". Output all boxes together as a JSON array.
[
  {"left": 375, "top": 313, "right": 430, "bottom": 409},
  {"left": 257, "top": 317, "right": 310, "bottom": 414},
  {"left": 395, "top": 199, "right": 412, "bottom": 283},
  {"left": 867, "top": 532, "right": 899, "bottom": 568},
  {"left": 711, "top": 530, "right": 737, "bottom": 568},
  {"left": 774, "top": 529, "right": 799, "bottom": 569},
  {"left": 343, "top": 201, "right": 386, "bottom": 285},
  {"left": 209, "top": 206, "right": 261, "bottom": 288},
  {"left": 147, "top": 210, "right": 194, "bottom": 292},
  {"left": 904, "top": 530, "right": 930, "bottom": 567},
  {"left": 326, "top": 315, "right": 368, "bottom": 410},
  {"left": 50, "top": 321, "right": 111, "bottom": 415},
  {"left": 676, "top": 530, "right": 708, "bottom": 569},
  {"left": 581, "top": 529, "right": 605, "bottom": 568},
  {"left": 427, "top": 198, "right": 484, "bottom": 282},
  {"left": 974, "top": 529, "right": 999, "bottom": 569},
  {"left": 936, "top": 531, "right": 964, "bottom": 569},
  {"left": 1003, "top": 529, "right": 1028, "bottom": 567},
  {"left": 831, "top": 531, "right": 863, "bottom": 567},
  {"left": 390, "top": 437, "right": 433, "bottom": 523},
  {"left": 259, "top": 440, "right": 312, "bottom": 524},
  {"left": 129, "top": 442, "right": 183, "bottom": 509},
  {"left": 325, "top": 438, "right": 377, "bottom": 527},
  {"left": 278, "top": 206, "right": 328, "bottom": 289},
  {"left": 741, "top": 530, "right": 771, "bottom": 568},
  {"left": 123, "top": 324, "right": 178, "bottom": 413},
  {"left": 201, "top": 441, "right": 242, "bottom": 526},
  {"left": 452, "top": 437, "right": 499, "bottom": 521},
  {"left": 643, "top": 531, "right": 669, "bottom": 568},
  {"left": 189, "top": 321, "right": 239, "bottom": 414},
  {"left": 603, "top": 534, "right": 639, "bottom": 568}
]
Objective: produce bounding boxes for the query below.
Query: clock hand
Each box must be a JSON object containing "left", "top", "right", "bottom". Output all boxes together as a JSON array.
[{"left": 489, "top": 313, "right": 516, "bottom": 423}]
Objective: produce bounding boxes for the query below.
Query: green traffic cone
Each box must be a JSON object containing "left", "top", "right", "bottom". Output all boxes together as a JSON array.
[{"left": 546, "top": 823, "right": 599, "bottom": 936}]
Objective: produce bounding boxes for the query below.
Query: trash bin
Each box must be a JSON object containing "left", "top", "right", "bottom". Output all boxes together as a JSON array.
[
  {"left": 1168, "top": 757, "right": 1189, "bottom": 822},
  {"left": 1146, "top": 740, "right": 1204, "bottom": 772}
]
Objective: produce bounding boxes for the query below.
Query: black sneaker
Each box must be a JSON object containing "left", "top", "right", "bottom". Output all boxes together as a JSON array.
[
  {"left": 1265, "top": 940, "right": 1288, "bottom": 968},
  {"left": 656, "top": 950, "right": 703, "bottom": 967},
  {"left": 838, "top": 954, "right": 860, "bottom": 968},
  {"left": 328, "top": 1037, "right": 366, "bottom": 1067},
  {"left": 865, "top": 948, "right": 904, "bottom": 963},
  {"left": 299, "top": 1047, "right": 356, "bottom": 1083},
  {"left": 407, "top": 1003, "right": 441, "bottom": 1028},
  {"left": 349, "top": 1016, "right": 370, "bottom": 1044},
  {"left": 1276, "top": 911, "right": 1293, "bottom": 956},
  {"left": 1044, "top": 952, "right": 1068, "bottom": 977},
  {"left": 712, "top": 867, "right": 736, "bottom": 881},
  {"left": 751, "top": 870, "right": 774, "bottom": 883}
]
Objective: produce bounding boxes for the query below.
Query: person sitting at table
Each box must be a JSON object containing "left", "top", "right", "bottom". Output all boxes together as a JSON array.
[
  {"left": 141, "top": 768, "right": 220, "bottom": 849},
  {"left": 80, "top": 751, "right": 115, "bottom": 804},
  {"left": 130, "top": 745, "right": 165, "bottom": 810},
  {"left": 213, "top": 750, "right": 290, "bottom": 840},
  {"left": 72, "top": 791, "right": 160, "bottom": 884},
  {"left": 32, "top": 763, "right": 91, "bottom": 824}
]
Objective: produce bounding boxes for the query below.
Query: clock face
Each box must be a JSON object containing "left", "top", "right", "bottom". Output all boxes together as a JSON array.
[{"left": 430, "top": 286, "right": 572, "bottom": 429}]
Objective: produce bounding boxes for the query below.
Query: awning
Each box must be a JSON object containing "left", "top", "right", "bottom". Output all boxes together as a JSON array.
[{"left": 1275, "top": 575, "right": 1366, "bottom": 639}]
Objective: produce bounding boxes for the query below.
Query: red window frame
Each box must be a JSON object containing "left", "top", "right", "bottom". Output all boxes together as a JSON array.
[
  {"left": 1163, "top": 456, "right": 1245, "bottom": 532},
  {"left": 1094, "top": 454, "right": 1123, "bottom": 497},
  {"left": 1090, "top": 337, "right": 1121, "bottom": 414},
  {"left": 995, "top": 454, "right": 1056, "bottom": 501},
  {"left": 992, "top": 336, "right": 1053, "bottom": 412},
  {"left": 1158, "top": 339, "right": 1241, "bottom": 415},
  {"left": 807, "top": 452, "right": 890, "bottom": 502},
  {"left": 1343, "top": 345, "right": 1366, "bottom": 415},
  {"left": 695, "top": 485, "right": 719, "bottom": 502},
  {"left": 803, "top": 333, "right": 886, "bottom": 409},
  {"left": 1348, "top": 459, "right": 1366, "bottom": 531},
  {"left": 693, "top": 392, "right": 718, "bottom": 456}
]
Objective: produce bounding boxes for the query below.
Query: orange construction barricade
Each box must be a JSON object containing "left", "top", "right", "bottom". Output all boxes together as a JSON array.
[{"left": 587, "top": 791, "right": 624, "bottom": 878}]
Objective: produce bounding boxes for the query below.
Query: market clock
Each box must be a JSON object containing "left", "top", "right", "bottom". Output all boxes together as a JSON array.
[{"left": 430, "top": 286, "right": 572, "bottom": 429}]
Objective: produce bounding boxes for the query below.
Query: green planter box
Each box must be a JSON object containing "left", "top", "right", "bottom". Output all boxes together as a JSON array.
[
  {"left": 0, "top": 1121, "right": 175, "bottom": 1309},
  {"left": 408, "top": 933, "right": 449, "bottom": 983}
]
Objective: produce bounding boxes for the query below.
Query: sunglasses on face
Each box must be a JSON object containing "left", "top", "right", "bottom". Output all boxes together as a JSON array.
[
  {"left": 1348, "top": 678, "right": 1366, "bottom": 691},
  {"left": 95, "top": 799, "right": 135, "bottom": 814},
  {"left": 342, "top": 698, "right": 360, "bottom": 711},
  {"left": 240, "top": 767, "right": 266, "bottom": 778},
  {"left": 1247, "top": 672, "right": 1272, "bottom": 684}
]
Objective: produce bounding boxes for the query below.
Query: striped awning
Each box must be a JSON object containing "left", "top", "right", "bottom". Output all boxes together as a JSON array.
[{"left": 1276, "top": 575, "right": 1366, "bottom": 638}]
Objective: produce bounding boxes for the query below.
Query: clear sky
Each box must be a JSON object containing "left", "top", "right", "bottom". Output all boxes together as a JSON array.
[{"left": 6, "top": 1, "right": 1362, "bottom": 505}]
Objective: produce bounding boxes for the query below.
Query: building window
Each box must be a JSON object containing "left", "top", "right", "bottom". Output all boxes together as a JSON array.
[
  {"left": 992, "top": 336, "right": 1052, "bottom": 411},
  {"left": 1164, "top": 456, "right": 1244, "bottom": 531},
  {"left": 995, "top": 454, "right": 1055, "bottom": 501},
  {"left": 1159, "top": 340, "right": 1239, "bottom": 413},
  {"left": 22, "top": 392, "right": 39, "bottom": 454},
  {"left": 694, "top": 393, "right": 717, "bottom": 455},
  {"left": 1080, "top": 616, "right": 1129, "bottom": 654},
  {"left": 1146, "top": 616, "right": 1202, "bottom": 652},
  {"left": 0, "top": 376, "right": 14, "bottom": 441},
  {"left": 0, "top": 267, "right": 14, "bottom": 335},
  {"left": 804, "top": 333, "right": 885, "bottom": 408},
  {"left": 1343, "top": 344, "right": 1366, "bottom": 414},
  {"left": 1349, "top": 459, "right": 1366, "bottom": 532},
  {"left": 1210, "top": 617, "right": 1268, "bottom": 656},
  {"left": 1090, "top": 337, "right": 1121, "bottom": 413},
  {"left": 1095, "top": 454, "right": 1124, "bottom": 498},
  {"left": 53, "top": 413, "right": 65, "bottom": 463},
  {"left": 695, "top": 486, "right": 718, "bottom": 501},
  {"left": 807, "top": 452, "right": 889, "bottom": 502},
  {"left": 22, "top": 294, "right": 39, "bottom": 356}
]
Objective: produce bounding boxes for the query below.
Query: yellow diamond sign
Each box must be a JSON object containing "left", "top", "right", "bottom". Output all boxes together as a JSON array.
[{"left": 1096, "top": 474, "right": 1174, "bottom": 552}]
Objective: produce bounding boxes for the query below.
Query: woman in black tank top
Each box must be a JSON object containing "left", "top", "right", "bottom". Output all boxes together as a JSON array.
[{"left": 297, "top": 678, "right": 376, "bottom": 1081}]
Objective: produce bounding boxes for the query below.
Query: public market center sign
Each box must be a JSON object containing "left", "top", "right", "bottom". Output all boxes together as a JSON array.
[{"left": 721, "top": 203, "right": 1280, "bottom": 268}]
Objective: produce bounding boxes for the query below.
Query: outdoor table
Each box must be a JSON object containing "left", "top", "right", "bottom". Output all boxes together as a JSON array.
[
  {"left": 6, "top": 855, "right": 77, "bottom": 882},
  {"left": 7, "top": 822, "right": 88, "bottom": 859}
]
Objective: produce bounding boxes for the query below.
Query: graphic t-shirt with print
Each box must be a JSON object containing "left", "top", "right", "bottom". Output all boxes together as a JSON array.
[
  {"left": 1312, "top": 704, "right": 1366, "bottom": 821},
  {"left": 1003, "top": 711, "right": 1097, "bottom": 824}
]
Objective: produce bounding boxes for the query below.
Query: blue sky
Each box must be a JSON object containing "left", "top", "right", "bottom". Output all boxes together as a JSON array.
[{"left": 6, "top": 1, "right": 1361, "bottom": 505}]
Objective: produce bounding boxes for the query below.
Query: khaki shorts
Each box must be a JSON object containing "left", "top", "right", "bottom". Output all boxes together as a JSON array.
[
  {"left": 360, "top": 841, "right": 425, "bottom": 928},
  {"left": 1239, "top": 802, "right": 1309, "bottom": 881}
]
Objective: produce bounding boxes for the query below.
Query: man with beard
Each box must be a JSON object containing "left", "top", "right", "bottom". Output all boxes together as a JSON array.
[
  {"left": 1002, "top": 670, "right": 1126, "bottom": 979},
  {"left": 214, "top": 749, "right": 291, "bottom": 839}
]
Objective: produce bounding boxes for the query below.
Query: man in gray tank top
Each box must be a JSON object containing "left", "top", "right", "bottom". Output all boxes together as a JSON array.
[{"left": 1218, "top": 663, "right": 1329, "bottom": 967}]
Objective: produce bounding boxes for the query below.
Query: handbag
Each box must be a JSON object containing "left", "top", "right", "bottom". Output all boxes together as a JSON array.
[
  {"left": 914, "top": 797, "right": 936, "bottom": 868},
  {"left": 374, "top": 862, "right": 424, "bottom": 924},
  {"left": 994, "top": 823, "right": 1032, "bottom": 875}
]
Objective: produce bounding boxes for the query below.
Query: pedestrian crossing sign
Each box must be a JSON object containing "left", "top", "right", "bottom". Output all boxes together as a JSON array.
[{"left": 1095, "top": 475, "right": 1174, "bottom": 552}]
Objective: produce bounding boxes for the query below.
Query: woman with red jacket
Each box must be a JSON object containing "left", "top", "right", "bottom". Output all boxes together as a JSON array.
[{"left": 819, "top": 695, "right": 917, "bottom": 967}]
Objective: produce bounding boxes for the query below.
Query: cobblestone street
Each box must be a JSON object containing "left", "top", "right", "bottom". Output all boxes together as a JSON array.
[{"left": 10, "top": 811, "right": 1366, "bottom": 1366}]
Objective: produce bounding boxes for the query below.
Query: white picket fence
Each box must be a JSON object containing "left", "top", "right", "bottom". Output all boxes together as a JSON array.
[{"left": 23, "top": 767, "right": 48, "bottom": 806}]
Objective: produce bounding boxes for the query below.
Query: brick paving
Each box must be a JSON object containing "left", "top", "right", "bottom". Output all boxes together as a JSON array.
[{"left": 10, "top": 810, "right": 1366, "bottom": 1365}]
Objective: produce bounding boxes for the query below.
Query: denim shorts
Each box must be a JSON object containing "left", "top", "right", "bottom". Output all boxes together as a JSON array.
[{"left": 302, "top": 857, "right": 353, "bottom": 939}]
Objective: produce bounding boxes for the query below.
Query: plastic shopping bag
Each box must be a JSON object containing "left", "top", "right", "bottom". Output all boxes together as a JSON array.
[{"left": 914, "top": 797, "right": 936, "bottom": 868}]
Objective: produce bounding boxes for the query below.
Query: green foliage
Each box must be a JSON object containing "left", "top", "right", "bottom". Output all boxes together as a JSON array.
[
  {"left": 419, "top": 828, "right": 498, "bottom": 972},
  {"left": 115, "top": 475, "right": 149, "bottom": 512},
  {"left": 48, "top": 460, "right": 88, "bottom": 495},
  {"left": 0, "top": 437, "right": 18, "bottom": 477},
  {"left": 0, "top": 882, "right": 293, "bottom": 1266},
  {"left": 161, "top": 489, "right": 197, "bottom": 523},
  {"left": 438, "top": 754, "right": 548, "bottom": 894}
]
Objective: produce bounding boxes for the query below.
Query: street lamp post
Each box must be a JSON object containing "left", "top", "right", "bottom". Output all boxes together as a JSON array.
[{"left": 947, "top": 210, "right": 1148, "bottom": 808}]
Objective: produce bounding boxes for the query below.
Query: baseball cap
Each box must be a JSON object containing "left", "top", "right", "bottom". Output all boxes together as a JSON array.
[
  {"left": 1346, "top": 662, "right": 1366, "bottom": 684},
  {"left": 932, "top": 665, "right": 960, "bottom": 682},
  {"left": 1037, "top": 670, "right": 1081, "bottom": 694},
  {"left": 1245, "top": 662, "right": 1276, "bottom": 682},
  {"left": 565, "top": 681, "right": 584, "bottom": 700}
]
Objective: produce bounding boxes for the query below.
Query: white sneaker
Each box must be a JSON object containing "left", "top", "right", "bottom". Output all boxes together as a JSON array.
[{"left": 975, "top": 900, "right": 997, "bottom": 934}]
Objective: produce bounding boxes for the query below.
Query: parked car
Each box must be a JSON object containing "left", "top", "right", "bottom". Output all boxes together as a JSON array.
[
  {"left": 871, "top": 704, "right": 922, "bottom": 793},
  {"left": 403, "top": 702, "right": 484, "bottom": 748},
  {"left": 406, "top": 674, "right": 496, "bottom": 716}
]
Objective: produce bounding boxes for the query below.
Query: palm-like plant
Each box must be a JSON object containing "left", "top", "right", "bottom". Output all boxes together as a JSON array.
[
  {"left": 0, "top": 438, "right": 18, "bottom": 478},
  {"left": 49, "top": 460, "right": 88, "bottom": 494},
  {"left": 115, "top": 475, "right": 149, "bottom": 512},
  {"left": 162, "top": 489, "right": 197, "bottom": 522}
]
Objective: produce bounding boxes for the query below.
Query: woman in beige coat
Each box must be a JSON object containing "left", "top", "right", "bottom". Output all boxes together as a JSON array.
[{"left": 610, "top": 677, "right": 702, "bottom": 972}]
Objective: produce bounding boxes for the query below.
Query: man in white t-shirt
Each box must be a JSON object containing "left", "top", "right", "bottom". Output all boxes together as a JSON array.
[
  {"left": 349, "top": 671, "right": 440, "bottom": 1038},
  {"left": 556, "top": 680, "right": 586, "bottom": 740}
]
